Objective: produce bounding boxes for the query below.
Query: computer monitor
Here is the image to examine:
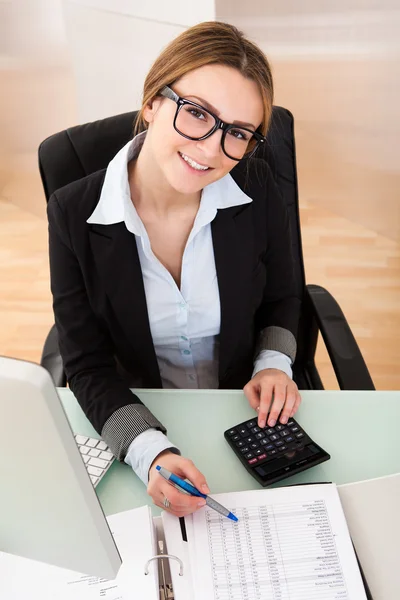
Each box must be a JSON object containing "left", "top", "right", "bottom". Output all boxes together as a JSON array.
[{"left": 0, "top": 356, "right": 121, "bottom": 580}]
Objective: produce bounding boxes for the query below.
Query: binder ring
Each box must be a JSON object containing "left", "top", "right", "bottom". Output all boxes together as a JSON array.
[{"left": 144, "top": 554, "right": 184, "bottom": 577}]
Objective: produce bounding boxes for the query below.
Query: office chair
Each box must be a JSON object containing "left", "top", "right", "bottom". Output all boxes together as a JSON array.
[{"left": 38, "top": 108, "right": 375, "bottom": 391}]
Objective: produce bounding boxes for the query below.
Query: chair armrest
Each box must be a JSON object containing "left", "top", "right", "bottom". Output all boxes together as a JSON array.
[
  {"left": 306, "top": 284, "right": 375, "bottom": 390},
  {"left": 40, "top": 324, "right": 67, "bottom": 387}
]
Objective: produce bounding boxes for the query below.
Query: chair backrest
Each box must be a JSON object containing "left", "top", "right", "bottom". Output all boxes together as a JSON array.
[{"left": 39, "top": 107, "right": 306, "bottom": 300}]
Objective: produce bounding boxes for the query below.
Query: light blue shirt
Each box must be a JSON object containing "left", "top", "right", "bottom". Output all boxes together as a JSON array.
[{"left": 87, "top": 132, "right": 292, "bottom": 484}]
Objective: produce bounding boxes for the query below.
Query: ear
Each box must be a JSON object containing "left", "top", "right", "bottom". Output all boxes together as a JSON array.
[{"left": 143, "top": 97, "right": 162, "bottom": 124}]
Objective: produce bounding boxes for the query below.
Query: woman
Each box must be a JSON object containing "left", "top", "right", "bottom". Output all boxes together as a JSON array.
[{"left": 48, "top": 21, "right": 302, "bottom": 517}]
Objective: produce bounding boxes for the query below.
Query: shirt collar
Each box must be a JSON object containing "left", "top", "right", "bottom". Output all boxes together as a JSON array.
[{"left": 87, "top": 131, "right": 253, "bottom": 234}]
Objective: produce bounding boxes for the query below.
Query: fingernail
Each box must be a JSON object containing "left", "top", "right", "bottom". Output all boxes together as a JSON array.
[
  {"left": 259, "top": 419, "right": 266, "bottom": 428},
  {"left": 280, "top": 416, "right": 288, "bottom": 424},
  {"left": 198, "top": 499, "right": 206, "bottom": 507},
  {"left": 268, "top": 418, "right": 276, "bottom": 427},
  {"left": 202, "top": 484, "right": 210, "bottom": 494}
]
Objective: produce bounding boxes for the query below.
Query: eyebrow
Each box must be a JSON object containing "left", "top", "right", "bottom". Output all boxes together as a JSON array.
[{"left": 187, "top": 95, "right": 257, "bottom": 130}]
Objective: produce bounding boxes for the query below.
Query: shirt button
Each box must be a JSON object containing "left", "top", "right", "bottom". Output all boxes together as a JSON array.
[
  {"left": 181, "top": 335, "right": 188, "bottom": 341},
  {"left": 183, "top": 350, "right": 191, "bottom": 355}
]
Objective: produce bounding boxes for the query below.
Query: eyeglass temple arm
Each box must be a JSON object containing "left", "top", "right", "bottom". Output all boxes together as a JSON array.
[{"left": 160, "top": 86, "right": 179, "bottom": 103}]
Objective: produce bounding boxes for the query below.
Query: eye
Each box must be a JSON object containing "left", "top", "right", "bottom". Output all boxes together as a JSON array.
[
  {"left": 186, "top": 107, "right": 208, "bottom": 121},
  {"left": 228, "top": 128, "right": 252, "bottom": 141}
]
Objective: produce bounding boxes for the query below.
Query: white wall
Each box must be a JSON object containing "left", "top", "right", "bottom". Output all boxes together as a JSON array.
[{"left": 63, "top": 0, "right": 216, "bottom": 123}]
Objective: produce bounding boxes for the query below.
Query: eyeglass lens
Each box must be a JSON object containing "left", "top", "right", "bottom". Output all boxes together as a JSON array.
[{"left": 176, "top": 104, "right": 254, "bottom": 160}]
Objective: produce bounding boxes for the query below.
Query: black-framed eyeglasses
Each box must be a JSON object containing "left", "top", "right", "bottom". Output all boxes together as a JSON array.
[{"left": 160, "top": 85, "right": 266, "bottom": 161}]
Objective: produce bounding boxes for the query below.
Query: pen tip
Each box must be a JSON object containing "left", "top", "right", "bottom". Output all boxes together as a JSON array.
[{"left": 228, "top": 513, "right": 238, "bottom": 522}]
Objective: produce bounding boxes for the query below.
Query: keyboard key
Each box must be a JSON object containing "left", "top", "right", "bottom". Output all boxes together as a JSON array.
[
  {"left": 88, "top": 465, "right": 103, "bottom": 477},
  {"left": 99, "top": 451, "right": 113, "bottom": 461},
  {"left": 97, "top": 441, "right": 108, "bottom": 451},
  {"left": 89, "top": 449, "right": 101, "bottom": 457},
  {"left": 83, "top": 455, "right": 90, "bottom": 463},
  {"left": 89, "top": 457, "right": 108, "bottom": 469},
  {"left": 79, "top": 446, "right": 90, "bottom": 455},
  {"left": 244, "top": 452, "right": 254, "bottom": 459},
  {"left": 86, "top": 438, "right": 100, "bottom": 448},
  {"left": 75, "top": 435, "right": 88, "bottom": 445},
  {"left": 90, "top": 475, "right": 99, "bottom": 485}
]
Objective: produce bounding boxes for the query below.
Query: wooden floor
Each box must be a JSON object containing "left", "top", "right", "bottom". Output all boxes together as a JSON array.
[{"left": 0, "top": 167, "right": 399, "bottom": 391}]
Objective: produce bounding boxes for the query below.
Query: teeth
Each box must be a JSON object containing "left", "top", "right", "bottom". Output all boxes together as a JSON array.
[{"left": 179, "top": 152, "right": 209, "bottom": 171}]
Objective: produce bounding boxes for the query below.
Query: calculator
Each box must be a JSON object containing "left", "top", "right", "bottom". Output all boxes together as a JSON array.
[{"left": 224, "top": 417, "right": 330, "bottom": 487}]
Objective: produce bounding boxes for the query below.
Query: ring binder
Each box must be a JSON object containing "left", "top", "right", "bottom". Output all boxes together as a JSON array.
[{"left": 144, "top": 553, "right": 184, "bottom": 577}]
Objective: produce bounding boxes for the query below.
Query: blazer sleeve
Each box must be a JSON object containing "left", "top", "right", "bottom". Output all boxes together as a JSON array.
[
  {"left": 47, "top": 193, "right": 166, "bottom": 460},
  {"left": 253, "top": 169, "right": 302, "bottom": 364}
]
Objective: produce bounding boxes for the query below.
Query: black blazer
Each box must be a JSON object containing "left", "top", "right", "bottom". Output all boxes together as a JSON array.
[{"left": 47, "top": 158, "right": 301, "bottom": 459}]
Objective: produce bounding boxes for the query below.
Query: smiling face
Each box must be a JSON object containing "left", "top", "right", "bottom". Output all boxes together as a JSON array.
[{"left": 142, "top": 64, "right": 264, "bottom": 196}]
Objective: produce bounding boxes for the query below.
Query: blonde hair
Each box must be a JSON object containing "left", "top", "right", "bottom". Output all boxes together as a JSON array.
[{"left": 134, "top": 21, "right": 274, "bottom": 156}]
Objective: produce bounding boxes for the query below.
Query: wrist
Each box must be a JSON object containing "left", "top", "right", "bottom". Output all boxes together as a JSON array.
[{"left": 149, "top": 449, "right": 174, "bottom": 475}]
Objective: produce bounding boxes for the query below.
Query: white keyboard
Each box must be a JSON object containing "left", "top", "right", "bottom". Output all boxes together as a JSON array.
[{"left": 75, "top": 434, "right": 115, "bottom": 487}]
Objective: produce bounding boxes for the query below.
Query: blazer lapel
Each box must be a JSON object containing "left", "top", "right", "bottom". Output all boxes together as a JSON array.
[
  {"left": 88, "top": 223, "right": 161, "bottom": 385},
  {"left": 212, "top": 205, "right": 255, "bottom": 382}
]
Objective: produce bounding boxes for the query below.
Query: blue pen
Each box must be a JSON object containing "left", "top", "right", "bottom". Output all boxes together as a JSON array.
[{"left": 156, "top": 465, "right": 238, "bottom": 522}]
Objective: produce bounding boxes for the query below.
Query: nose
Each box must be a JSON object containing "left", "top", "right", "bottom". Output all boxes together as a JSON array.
[{"left": 195, "top": 129, "right": 223, "bottom": 160}]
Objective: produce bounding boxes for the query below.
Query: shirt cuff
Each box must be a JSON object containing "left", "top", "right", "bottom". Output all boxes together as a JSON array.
[
  {"left": 252, "top": 349, "right": 293, "bottom": 379},
  {"left": 124, "top": 428, "right": 181, "bottom": 485}
]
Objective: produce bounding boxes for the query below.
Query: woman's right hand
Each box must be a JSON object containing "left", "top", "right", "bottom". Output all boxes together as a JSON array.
[{"left": 147, "top": 450, "right": 210, "bottom": 518}]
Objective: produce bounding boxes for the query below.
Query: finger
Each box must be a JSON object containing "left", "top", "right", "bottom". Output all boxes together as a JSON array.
[
  {"left": 153, "top": 498, "right": 198, "bottom": 518},
  {"left": 243, "top": 381, "right": 260, "bottom": 411},
  {"left": 267, "top": 384, "right": 287, "bottom": 426},
  {"left": 257, "top": 383, "right": 274, "bottom": 428},
  {"left": 174, "top": 459, "right": 210, "bottom": 495},
  {"left": 290, "top": 392, "right": 302, "bottom": 417},
  {"left": 279, "top": 386, "right": 297, "bottom": 424},
  {"left": 163, "top": 484, "right": 206, "bottom": 510}
]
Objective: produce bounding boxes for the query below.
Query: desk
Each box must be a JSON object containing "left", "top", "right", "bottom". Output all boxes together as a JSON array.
[{"left": 59, "top": 388, "right": 400, "bottom": 517}]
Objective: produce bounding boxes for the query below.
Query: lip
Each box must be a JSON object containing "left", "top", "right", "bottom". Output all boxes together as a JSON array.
[{"left": 178, "top": 152, "right": 214, "bottom": 175}]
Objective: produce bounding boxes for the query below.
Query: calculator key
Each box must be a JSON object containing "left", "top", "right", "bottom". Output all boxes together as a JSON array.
[
  {"left": 228, "top": 429, "right": 237, "bottom": 436},
  {"left": 239, "top": 428, "right": 248, "bottom": 436},
  {"left": 285, "top": 436, "right": 294, "bottom": 443},
  {"left": 232, "top": 435, "right": 240, "bottom": 441},
  {"left": 278, "top": 445, "right": 287, "bottom": 452},
  {"left": 244, "top": 452, "right": 254, "bottom": 459},
  {"left": 291, "top": 426, "right": 300, "bottom": 433},
  {"left": 236, "top": 440, "right": 245, "bottom": 448},
  {"left": 269, "top": 449, "right": 277, "bottom": 455},
  {"left": 260, "top": 439, "right": 268, "bottom": 446},
  {"left": 296, "top": 432, "right": 305, "bottom": 439},
  {"left": 255, "top": 449, "right": 263, "bottom": 456},
  {"left": 265, "top": 443, "right": 274, "bottom": 451},
  {"left": 280, "top": 430, "right": 289, "bottom": 437},
  {"left": 275, "top": 440, "right": 284, "bottom": 447},
  {"left": 245, "top": 436, "right": 254, "bottom": 443},
  {"left": 266, "top": 428, "right": 275, "bottom": 436},
  {"left": 250, "top": 442, "right": 260, "bottom": 449},
  {"left": 270, "top": 434, "right": 279, "bottom": 441},
  {"left": 251, "top": 426, "right": 261, "bottom": 433},
  {"left": 255, "top": 432, "right": 265, "bottom": 439},
  {"left": 276, "top": 424, "right": 284, "bottom": 431},
  {"left": 248, "top": 458, "right": 258, "bottom": 465},
  {"left": 240, "top": 446, "right": 250, "bottom": 453},
  {"left": 258, "top": 453, "right": 267, "bottom": 461},
  {"left": 246, "top": 421, "right": 256, "bottom": 429},
  {"left": 287, "top": 421, "right": 295, "bottom": 427}
]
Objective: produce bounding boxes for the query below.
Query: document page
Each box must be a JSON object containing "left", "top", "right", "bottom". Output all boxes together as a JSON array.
[{"left": 187, "top": 484, "right": 367, "bottom": 600}]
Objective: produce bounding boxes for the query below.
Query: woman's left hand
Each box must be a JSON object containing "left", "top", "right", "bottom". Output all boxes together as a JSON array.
[{"left": 243, "top": 369, "right": 301, "bottom": 429}]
